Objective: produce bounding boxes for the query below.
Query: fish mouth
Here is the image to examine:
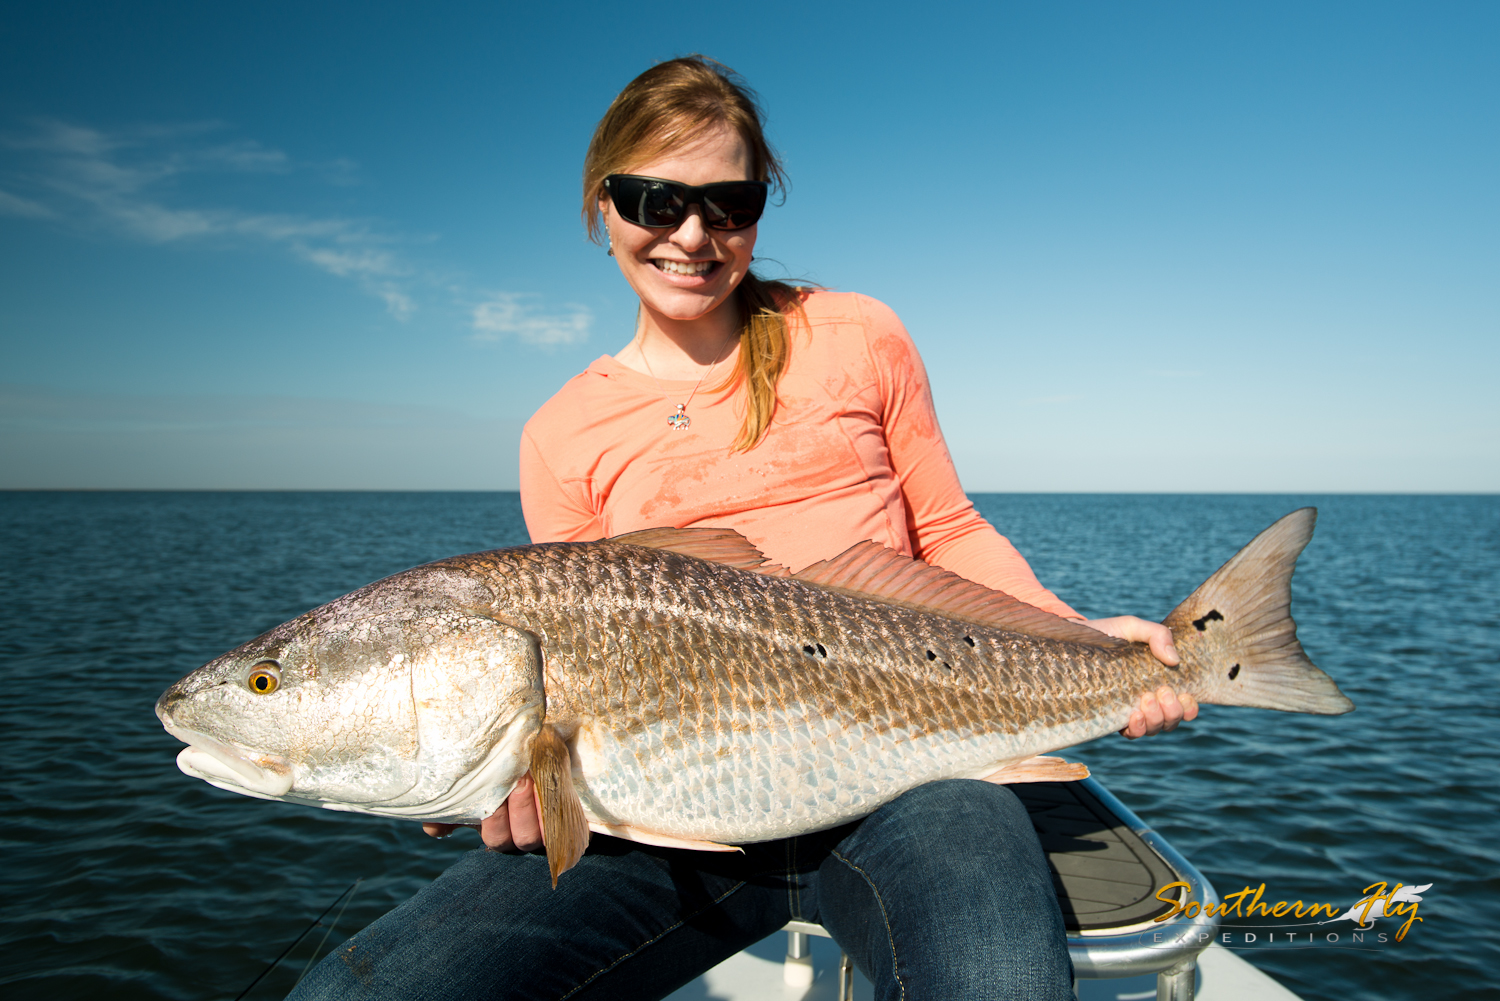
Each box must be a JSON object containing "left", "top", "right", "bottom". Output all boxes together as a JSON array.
[{"left": 161, "top": 719, "right": 294, "bottom": 798}]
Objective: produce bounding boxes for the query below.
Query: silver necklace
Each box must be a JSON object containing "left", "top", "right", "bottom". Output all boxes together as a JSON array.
[{"left": 638, "top": 335, "right": 734, "bottom": 431}]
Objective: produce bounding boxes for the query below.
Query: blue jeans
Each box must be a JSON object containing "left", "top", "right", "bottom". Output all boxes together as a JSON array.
[{"left": 288, "top": 780, "right": 1073, "bottom": 1001}]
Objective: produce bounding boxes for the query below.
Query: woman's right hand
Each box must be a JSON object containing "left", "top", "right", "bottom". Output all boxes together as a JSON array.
[{"left": 422, "top": 775, "right": 544, "bottom": 850}]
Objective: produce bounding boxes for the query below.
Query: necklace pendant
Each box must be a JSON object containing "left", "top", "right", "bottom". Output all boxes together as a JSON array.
[{"left": 667, "top": 404, "right": 691, "bottom": 431}]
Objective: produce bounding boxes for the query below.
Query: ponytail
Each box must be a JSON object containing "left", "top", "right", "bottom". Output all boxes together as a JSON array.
[{"left": 726, "top": 273, "right": 809, "bottom": 451}]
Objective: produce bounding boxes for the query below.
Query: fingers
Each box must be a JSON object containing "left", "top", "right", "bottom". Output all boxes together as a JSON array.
[
  {"left": 1080, "top": 616, "right": 1180, "bottom": 667},
  {"left": 1120, "top": 686, "right": 1197, "bottom": 739},
  {"left": 1146, "top": 625, "right": 1180, "bottom": 667},
  {"left": 430, "top": 777, "right": 546, "bottom": 851},
  {"left": 1157, "top": 686, "right": 1182, "bottom": 730},
  {"left": 1085, "top": 617, "right": 1190, "bottom": 740},
  {"left": 511, "top": 774, "right": 544, "bottom": 850},
  {"left": 1120, "top": 688, "right": 1162, "bottom": 739},
  {"left": 482, "top": 775, "right": 543, "bottom": 852},
  {"left": 478, "top": 801, "right": 515, "bottom": 851}
]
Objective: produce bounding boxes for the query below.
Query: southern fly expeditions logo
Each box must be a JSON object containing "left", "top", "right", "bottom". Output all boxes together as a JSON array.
[{"left": 1151, "top": 881, "right": 1429, "bottom": 948}]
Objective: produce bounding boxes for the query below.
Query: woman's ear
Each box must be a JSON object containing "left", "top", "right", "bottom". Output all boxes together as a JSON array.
[{"left": 598, "top": 194, "right": 615, "bottom": 251}]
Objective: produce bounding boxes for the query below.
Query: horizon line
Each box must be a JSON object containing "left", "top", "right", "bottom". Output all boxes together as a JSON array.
[{"left": 3, "top": 488, "right": 1496, "bottom": 497}]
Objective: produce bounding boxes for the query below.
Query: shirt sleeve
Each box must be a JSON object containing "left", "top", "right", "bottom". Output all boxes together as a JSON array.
[
  {"left": 855, "top": 295, "right": 1082, "bottom": 619},
  {"left": 519, "top": 426, "right": 606, "bottom": 544}
]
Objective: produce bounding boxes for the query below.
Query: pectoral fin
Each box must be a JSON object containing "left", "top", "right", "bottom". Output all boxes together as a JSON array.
[
  {"left": 530, "top": 724, "right": 590, "bottom": 887},
  {"left": 980, "top": 756, "right": 1090, "bottom": 784}
]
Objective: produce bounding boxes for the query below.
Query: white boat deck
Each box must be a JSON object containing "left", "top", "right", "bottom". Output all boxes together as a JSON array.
[{"left": 664, "top": 931, "right": 1303, "bottom": 1001}]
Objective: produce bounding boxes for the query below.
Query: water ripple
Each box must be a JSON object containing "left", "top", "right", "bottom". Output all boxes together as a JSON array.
[{"left": 2, "top": 492, "right": 1496, "bottom": 1000}]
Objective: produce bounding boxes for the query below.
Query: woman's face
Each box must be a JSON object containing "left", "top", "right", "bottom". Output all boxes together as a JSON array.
[{"left": 601, "top": 126, "right": 758, "bottom": 330}]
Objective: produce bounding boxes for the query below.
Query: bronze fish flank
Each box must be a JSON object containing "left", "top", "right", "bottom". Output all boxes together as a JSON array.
[{"left": 157, "top": 509, "right": 1352, "bottom": 884}]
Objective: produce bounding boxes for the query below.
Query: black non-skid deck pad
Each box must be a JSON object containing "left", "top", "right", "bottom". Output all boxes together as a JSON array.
[{"left": 1014, "top": 782, "right": 1181, "bottom": 931}]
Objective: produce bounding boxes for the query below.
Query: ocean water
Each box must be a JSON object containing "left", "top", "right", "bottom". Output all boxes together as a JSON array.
[{"left": 0, "top": 492, "right": 1495, "bottom": 1001}]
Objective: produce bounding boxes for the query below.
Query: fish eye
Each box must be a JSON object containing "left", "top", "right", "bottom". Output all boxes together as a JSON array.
[{"left": 247, "top": 662, "right": 281, "bottom": 695}]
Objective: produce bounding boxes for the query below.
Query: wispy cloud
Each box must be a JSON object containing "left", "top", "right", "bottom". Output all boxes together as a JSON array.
[
  {"left": 0, "top": 186, "right": 53, "bottom": 218},
  {"left": 472, "top": 293, "right": 592, "bottom": 346},
  {"left": 0, "top": 120, "right": 413, "bottom": 316},
  {"left": 0, "top": 118, "right": 587, "bottom": 335}
]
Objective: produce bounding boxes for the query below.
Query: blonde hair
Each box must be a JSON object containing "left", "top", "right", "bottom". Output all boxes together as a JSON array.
[{"left": 583, "top": 55, "right": 809, "bottom": 451}]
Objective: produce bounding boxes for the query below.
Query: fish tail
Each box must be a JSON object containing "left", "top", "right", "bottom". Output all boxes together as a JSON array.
[{"left": 1165, "top": 508, "right": 1353, "bottom": 715}]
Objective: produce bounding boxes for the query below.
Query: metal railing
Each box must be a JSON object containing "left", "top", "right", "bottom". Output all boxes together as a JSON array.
[{"left": 774, "top": 777, "right": 1222, "bottom": 1001}]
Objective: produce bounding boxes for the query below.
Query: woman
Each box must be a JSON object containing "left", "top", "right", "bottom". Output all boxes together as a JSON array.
[{"left": 292, "top": 56, "right": 1193, "bottom": 1001}]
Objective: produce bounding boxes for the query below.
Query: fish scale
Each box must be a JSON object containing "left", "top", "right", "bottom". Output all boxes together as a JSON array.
[
  {"left": 452, "top": 542, "right": 1175, "bottom": 842},
  {"left": 158, "top": 510, "right": 1352, "bottom": 879}
]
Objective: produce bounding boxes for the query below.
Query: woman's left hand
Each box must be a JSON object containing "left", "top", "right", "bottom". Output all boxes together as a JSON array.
[{"left": 1080, "top": 615, "right": 1200, "bottom": 740}]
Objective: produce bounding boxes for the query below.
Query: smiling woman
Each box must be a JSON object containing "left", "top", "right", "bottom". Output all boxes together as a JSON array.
[
  {"left": 287, "top": 54, "right": 1193, "bottom": 1001},
  {"left": 599, "top": 129, "right": 761, "bottom": 375},
  {"left": 581, "top": 56, "right": 800, "bottom": 451}
]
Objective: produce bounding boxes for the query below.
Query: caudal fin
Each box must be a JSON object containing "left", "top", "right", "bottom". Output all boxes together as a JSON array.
[{"left": 1166, "top": 508, "right": 1353, "bottom": 715}]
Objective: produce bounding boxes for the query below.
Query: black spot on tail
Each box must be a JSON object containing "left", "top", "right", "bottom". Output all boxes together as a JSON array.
[
  {"left": 803, "top": 645, "right": 816, "bottom": 656},
  {"left": 1192, "top": 610, "right": 1224, "bottom": 632},
  {"left": 1228, "top": 663, "right": 1241, "bottom": 681},
  {"left": 926, "top": 650, "right": 936, "bottom": 661},
  {"left": 816, "top": 644, "right": 827, "bottom": 657},
  {"left": 964, "top": 636, "right": 975, "bottom": 647}
]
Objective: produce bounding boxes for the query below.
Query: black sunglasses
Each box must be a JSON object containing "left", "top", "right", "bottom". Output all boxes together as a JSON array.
[{"left": 603, "top": 174, "right": 769, "bottom": 231}]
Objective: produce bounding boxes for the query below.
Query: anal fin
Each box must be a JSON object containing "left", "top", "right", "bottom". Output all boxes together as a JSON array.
[
  {"left": 530, "top": 724, "right": 591, "bottom": 887},
  {"left": 588, "top": 821, "right": 743, "bottom": 853},
  {"left": 980, "top": 755, "right": 1090, "bottom": 784}
]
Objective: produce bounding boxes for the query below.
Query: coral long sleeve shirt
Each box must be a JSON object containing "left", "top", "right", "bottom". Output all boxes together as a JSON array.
[{"left": 519, "top": 291, "right": 1079, "bottom": 619}]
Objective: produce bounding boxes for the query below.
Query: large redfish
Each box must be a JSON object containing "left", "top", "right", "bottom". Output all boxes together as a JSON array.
[{"left": 156, "top": 509, "right": 1351, "bottom": 884}]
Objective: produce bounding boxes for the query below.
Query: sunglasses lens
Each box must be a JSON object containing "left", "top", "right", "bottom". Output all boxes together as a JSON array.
[
  {"left": 637, "top": 181, "right": 687, "bottom": 227},
  {"left": 607, "top": 177, "right": 681, "bottom": 228},
  {"left": 701, "top": 183, "right": 767, "bottom": 230},
  {"left": 607, "top": 176, "right": 768, "bottom": 230}
]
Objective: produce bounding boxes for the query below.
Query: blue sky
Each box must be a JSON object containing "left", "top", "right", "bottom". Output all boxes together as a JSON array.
[{"left": 1, "top": 1, "right": 1495, "bottom": 491}]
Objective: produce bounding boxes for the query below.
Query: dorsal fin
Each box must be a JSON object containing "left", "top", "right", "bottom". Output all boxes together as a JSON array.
[
  {"left": 610, "top": 527, "right": 1118, "bottom": 647},
  {"left": 609, "top": 527, "right": 791, "bottom": 576},
  {"left": 793, "top": 541, "right": 1123, "bottom": 647}
]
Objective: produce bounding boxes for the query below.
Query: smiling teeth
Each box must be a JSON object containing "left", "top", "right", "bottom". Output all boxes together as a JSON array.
[{"left": 655, "top": 260, "right": 714, "bottom": 276}]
